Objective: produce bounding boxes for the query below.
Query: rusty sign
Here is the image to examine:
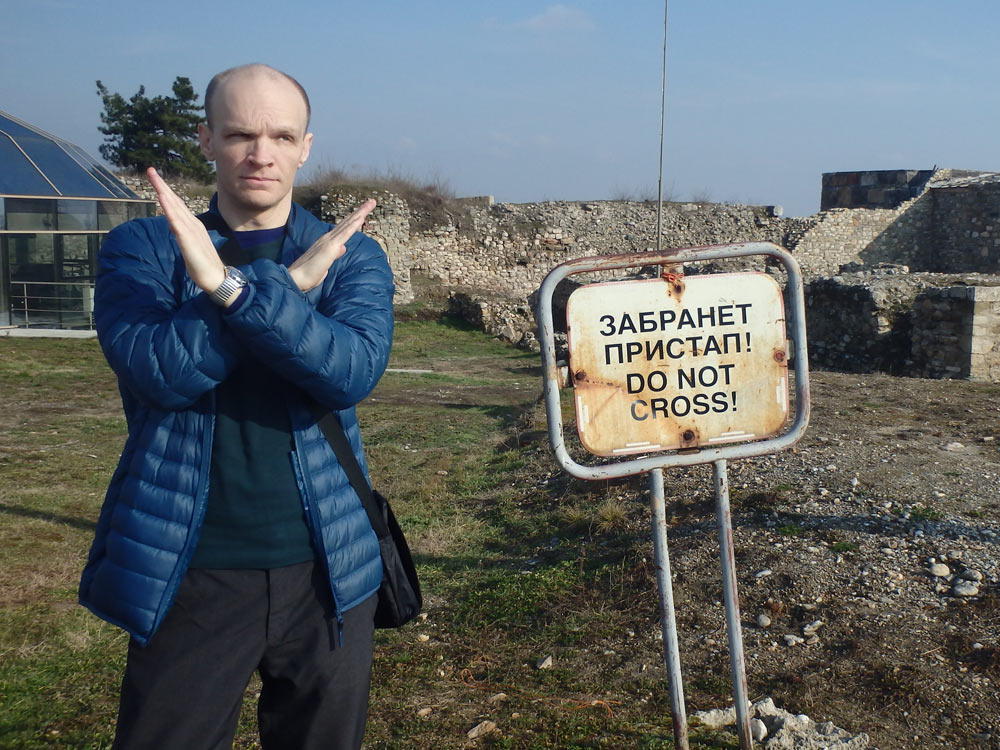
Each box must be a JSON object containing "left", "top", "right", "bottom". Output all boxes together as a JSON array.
[{"left": 566, "top": 272, "right": 789, "bottom": 456}]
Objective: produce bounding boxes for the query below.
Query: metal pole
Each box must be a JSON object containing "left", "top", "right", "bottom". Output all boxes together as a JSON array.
[
  {"left": 713, "top": 459, "right": 752, "bottom": 748},
  {"left": 649, "top": 468, "right": 689, "bottom": 750},
  {"left": 655, "top": 0, "right": 669, "bottom": 256}
]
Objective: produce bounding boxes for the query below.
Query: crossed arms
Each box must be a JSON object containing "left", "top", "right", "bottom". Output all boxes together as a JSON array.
[{"left": 95, "top": 169, "right": 393, "bottom": 412}]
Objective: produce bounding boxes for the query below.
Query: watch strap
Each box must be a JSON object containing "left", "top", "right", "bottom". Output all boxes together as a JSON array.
[{"left": 210, "top": 266, "right": 248, "bottom": 306}]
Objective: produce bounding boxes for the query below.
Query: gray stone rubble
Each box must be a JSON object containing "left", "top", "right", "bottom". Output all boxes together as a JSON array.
[{"left": 693, "top": 697, "right": 869, "bottom": 749}]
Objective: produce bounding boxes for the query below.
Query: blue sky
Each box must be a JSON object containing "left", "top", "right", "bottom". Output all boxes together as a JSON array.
[{"left": 3, "top": 1, "right": 998, "bottom": 216}]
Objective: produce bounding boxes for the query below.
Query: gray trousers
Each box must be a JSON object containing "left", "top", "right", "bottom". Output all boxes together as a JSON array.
[{"left": 112, "top": 560, "right": 377, "bottom": 750}]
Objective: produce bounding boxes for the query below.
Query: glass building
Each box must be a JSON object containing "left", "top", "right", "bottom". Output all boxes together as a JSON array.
[{"left": 0, "top": 110, "right": 156, "bottom": 328}]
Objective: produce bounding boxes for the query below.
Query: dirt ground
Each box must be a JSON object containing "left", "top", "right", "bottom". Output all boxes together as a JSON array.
[
  {"left": 404, "top": 334, "right": 1000, "bottom": 748},
  {"left": 7, "top": 334, "right": 994, "bottom": 748},
  {"left": 558, "top": 369, "right": 1000, "bottom": 749}
]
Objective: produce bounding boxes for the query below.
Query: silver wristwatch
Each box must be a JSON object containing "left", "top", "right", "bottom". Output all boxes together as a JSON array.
[{"left": 209, "top": 266, "right": 249, "bottom": 306}]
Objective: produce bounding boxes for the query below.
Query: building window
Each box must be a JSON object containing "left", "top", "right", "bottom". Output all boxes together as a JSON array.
[
  {"left": 8, "top": 234, "right": 55, "bottom": 281},
  {"left": 57, "top": 199, "right": 99, "bottom": 231},
  {"left": 57, "top": 234, "right": 95, "bottom": 280},
  {"left": 128, "top": 202, "right": 155, "bottom": 221},
  {"left": 98, "top": 201, "right": 128, "bottom": 230},
  {"left": 5, "top": 198, "right": 57, "bottom": 231}
]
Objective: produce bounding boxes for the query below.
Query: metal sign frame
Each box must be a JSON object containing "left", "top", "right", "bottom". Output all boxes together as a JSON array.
[
  {"left": 537, "top": 241, "right": 810, "bottom": 750},
  {"left": 538, "top": 241, "right": 810, "bottom": 479}
]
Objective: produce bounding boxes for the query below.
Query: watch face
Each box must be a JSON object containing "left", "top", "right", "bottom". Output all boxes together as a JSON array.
[{"left": 230, "top": 267, "right": 249, "bottom": 285}]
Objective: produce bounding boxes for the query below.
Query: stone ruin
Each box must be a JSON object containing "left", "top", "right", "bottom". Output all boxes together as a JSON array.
[
  {"left": 318, "top": 168, "right": 1000, "bottom": 383},
  {"left": 805, "top": 266, "right": 1000, "bottom": 381},
  {"left": 146, "top": 168, "right": 1000, "bottom": 383}
]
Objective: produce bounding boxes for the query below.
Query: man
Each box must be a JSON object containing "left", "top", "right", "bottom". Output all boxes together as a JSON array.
[{"left": 79, "top": 63, "right": 393, "bottom": 749}]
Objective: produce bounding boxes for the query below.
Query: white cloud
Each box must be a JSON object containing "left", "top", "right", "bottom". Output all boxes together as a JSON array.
[
  {"left": 488, "top": 130, "right": 520, "bottom": 148},
  {"left": 517, "top": 5, "right": 595, "bottom": 35}
]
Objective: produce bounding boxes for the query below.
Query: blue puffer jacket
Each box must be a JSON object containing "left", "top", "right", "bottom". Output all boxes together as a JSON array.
[{"left": 79, "top": 198, "right": 394, "bottom": 645}]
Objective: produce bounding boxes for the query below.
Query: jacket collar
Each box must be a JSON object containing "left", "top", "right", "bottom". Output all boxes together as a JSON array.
[
  {"left": 199, "top": 194, "right": 329, "bottom": 265},
  {"left": 200, "top": 193, "right": 291, "bottom": 236}
]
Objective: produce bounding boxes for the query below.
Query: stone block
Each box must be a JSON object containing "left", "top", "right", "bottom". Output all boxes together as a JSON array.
[
  {"left": 971, "top": 286, "right": 1000, "bottom": 302},
  {"left": 968, "top": 336, "right": 994, "bottom": 354},
  {"left": 823, "top": 172, "right": 860, "bottom": 187}
]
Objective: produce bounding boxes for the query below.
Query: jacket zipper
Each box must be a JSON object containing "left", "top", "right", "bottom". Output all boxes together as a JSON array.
[{"left": 149, "top": 399, "right": 216, "bottom": 640}]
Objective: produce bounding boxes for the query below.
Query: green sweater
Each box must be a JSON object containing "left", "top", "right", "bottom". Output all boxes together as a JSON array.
[{"left": 189, "top": 228, "right": 314, "bottom": 569}]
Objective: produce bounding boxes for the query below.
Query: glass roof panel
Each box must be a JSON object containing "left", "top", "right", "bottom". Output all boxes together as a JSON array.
[
  {"left": 0, "top": 135, "right": 58, "bottom": 196},
  {"left": 61, "top": 142, "right": 134, "bottom": 198},
  {"left": 0, "top": 115, "right": 43, "bottom": 140},
  {"left": 0, "top": 110, "right": 141, "bottom": 200},
  {"left": 16, "top": 135, "right": 116, "bottom": 198}
]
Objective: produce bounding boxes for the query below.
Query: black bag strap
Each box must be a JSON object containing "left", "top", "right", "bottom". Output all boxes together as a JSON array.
[{"left": 312, "top": 409, "right": 391, "bottom": 540}]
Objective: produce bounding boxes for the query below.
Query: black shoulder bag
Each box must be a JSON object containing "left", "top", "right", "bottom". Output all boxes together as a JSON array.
[{"left": 313, "top": 410, "right": 423, "bottom": 628}]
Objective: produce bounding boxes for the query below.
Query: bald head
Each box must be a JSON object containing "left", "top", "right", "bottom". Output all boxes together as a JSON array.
[
  {"left": 205, "top": 63, "right": 311, "bottom": 130},
  {"left": 197, "top": 63, "right": 315, "bottom": 229}
]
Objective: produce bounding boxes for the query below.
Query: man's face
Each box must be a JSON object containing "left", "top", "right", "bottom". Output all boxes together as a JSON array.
[{"left": 198, "top": 72, "right": 312, "bottom": 225}]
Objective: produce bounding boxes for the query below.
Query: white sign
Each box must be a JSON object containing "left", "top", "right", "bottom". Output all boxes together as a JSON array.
[{"left": 566, "top": 273, "right": 789, "bottom": 456}]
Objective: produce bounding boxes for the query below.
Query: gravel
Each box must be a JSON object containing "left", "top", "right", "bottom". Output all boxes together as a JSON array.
[{"left": 620, "top": 370, "right": 1000, "bottom": 748}]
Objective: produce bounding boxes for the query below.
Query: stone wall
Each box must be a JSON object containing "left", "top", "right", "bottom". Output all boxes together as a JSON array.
[
  {"left": 119, "top": 174, "right": 211, "bottom": 215},
  {"left": 792, "top": 203, "right": 917, "bottom": 278},
  {"left": 312, "top": 188, "right": 415, "bottom": 303},
  {"left": 803, "top": 267, "right": 923, "bottom": 374},
  {"left": 819, "top": 168, "right": 986, "bottom": 210},
  {"left": 379, "top": 169, "right": 999, "bottom": 301},
  {"left": 140, "top": 168, "right": 1000, "bottom": 381},
  {"left": 910, "top": 284, "right": 1000, "bottom": 381},
  {"left": 404, "top": 200, "right": 797, "bottom": 299},
  {"left": 805, "top": 270, "right": 1000, "bottom": 381},
  {"left": 929, "top": 175, "right": 1000, "bottom": 274},
  {"left": 797, "top": 170, "right": 1000, "bottom": 278},
  {"left": 968, "top": 286, "right": 1000, "bottom": 381},
  {"left": 821, "top": 169, "right": 936, "bottom": 210}
]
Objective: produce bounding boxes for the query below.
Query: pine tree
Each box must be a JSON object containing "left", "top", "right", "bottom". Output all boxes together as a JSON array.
[{"left": 96, "top": 77, "right": 214, "bottom": 182}]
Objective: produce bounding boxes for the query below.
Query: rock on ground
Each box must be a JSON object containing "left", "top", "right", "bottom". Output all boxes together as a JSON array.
[{"left": 693, "top": 697, "right": 869, "bottom": 749}]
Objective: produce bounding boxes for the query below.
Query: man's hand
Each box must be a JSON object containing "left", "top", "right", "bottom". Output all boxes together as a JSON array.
[
  {"left": 146, "top": 167, "right": 227, "bottom": 295},
  {"left": 288, "top": 199, "right": 376, "bottom": 292}
]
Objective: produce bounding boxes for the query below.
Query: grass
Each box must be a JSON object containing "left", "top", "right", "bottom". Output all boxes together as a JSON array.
[
  {"left": 0, "top": 324, "right": 739, "bottom": 749},
  {"left": 300, "top": 161, "right": 454, "bottom": 202},
  {"left": 0, "top": 339, "right": 126, "bottom": 749},
  {"left": 907, "top": 505, "right": 944, "bottom": 522},
  {"left": 776, "top": 524, "right": 805, "bottom": 537},
  {"left": 891, "top": 503, "right": 945, "bottom": 523},
  {"left": 830, "top": 541, "right": 859, "bottom": 553},
  {"left": 294, "top": 162, "right": 462, "bottom": 235}
]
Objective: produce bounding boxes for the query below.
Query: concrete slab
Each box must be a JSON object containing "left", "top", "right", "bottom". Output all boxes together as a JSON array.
[{"left": 0, "top": 328, "right": 97, "bottom": 339}]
